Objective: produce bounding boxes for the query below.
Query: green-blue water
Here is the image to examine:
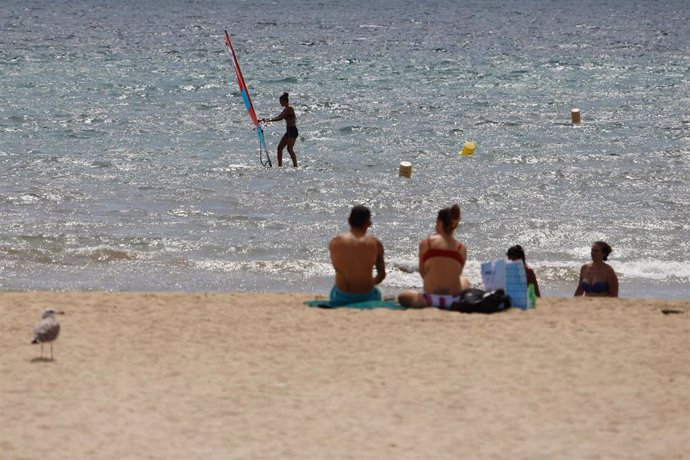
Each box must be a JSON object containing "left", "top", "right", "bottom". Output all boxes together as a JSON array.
[{"left": 1, "top": 0, "right": 689, "bottom": 298}]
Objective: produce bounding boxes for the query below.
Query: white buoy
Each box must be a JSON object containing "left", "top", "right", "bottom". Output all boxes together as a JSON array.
[
  {"left": 398, "top": 161, "right": 412, "bottom": 178},
  {"left": 571, "top": 108, "right": 582, "bottom": 124}
]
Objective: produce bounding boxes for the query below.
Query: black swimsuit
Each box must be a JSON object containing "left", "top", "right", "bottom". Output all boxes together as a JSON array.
[{"left": 285, "top": 126, "right": 299, "bottom": 138}]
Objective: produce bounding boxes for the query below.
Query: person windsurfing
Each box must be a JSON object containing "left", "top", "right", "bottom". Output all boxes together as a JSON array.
[{"left": 262, "top": 92, "right": 298, "bottom": 167}]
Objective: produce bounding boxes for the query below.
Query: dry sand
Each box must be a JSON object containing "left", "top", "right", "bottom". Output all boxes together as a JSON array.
[{"left": 1, "top": 291, "right": 688, "bottom": 460}]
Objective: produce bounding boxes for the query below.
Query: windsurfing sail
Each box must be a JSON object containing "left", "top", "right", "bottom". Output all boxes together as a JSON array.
[{"left": 224, "top": 30, "right": 272, "bottom": 167}]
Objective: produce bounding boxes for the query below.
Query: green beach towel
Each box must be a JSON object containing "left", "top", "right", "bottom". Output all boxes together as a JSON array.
[{"left": 304, "top": 299, "right": 406, "bottom": 310}]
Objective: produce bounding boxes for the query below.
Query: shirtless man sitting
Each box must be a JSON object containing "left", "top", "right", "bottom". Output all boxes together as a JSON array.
[{"left": 328, "top": 205, "right": 386, "bottom": 305}]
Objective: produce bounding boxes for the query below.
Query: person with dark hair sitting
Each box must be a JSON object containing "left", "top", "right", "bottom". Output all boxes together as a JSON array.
[
  {"left": 506, "top": 245, "right": 541, "bottom": 297},
  {"left": 574, "top": 241, "right": 619, "bottom": 297},
  {"left": 328, "top": 205, "right": 386, "bottom": 305},
  {"left": 398, "top": 204, "right": 471, "bottom": 308}
]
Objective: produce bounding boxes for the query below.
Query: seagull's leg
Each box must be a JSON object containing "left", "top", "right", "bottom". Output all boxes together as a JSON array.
[{"left": 50, "top": 343, "right": 54, "bottom": 361}]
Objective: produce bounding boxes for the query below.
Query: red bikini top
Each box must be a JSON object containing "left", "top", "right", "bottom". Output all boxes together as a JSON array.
[{"left": 421, "top": 238, "right": 466, "bottom": 266}]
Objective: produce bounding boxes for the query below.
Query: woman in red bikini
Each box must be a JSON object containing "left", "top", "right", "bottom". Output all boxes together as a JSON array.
[
  {"left": 574, "top": 241, "right": 619, "bottom": 297},
  {"left": 398, "top": 204, "right": 471, "bottom": 308}
]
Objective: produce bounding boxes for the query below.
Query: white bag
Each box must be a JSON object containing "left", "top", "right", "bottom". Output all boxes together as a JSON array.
[{"left": 481, "top": 259, "right": 506, "bottom": 291}]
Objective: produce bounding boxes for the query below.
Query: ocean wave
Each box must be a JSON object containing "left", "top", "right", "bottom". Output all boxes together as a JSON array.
[
  {"left": 79, "top": 247, "right": 136, "bottom": 263},
  {"left": 0, "top": 244, "right": 136, "bottom": 265},
  {"left": 613, "top": 260, "right": 690, "bottom": 282}
]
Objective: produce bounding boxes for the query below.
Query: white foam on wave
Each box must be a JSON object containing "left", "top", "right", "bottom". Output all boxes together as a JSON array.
[
  {"left": 612, "top": 260, "right": 690, "bottom": 282},
  {"left": 384, "top": 258, "right": 486, "bottom": 290},
  {"left": 530, "top": 259, "right": 690, "bottom": 283},
  {"left": 193, "top": 258, "right": 334, "bottom": 278},
  {"left": 383, "top": 267, "right": 422, "bottom": 290}
]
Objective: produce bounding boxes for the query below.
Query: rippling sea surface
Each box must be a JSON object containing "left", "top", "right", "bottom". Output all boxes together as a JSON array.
[{"left": 1, "top": 0, "right": 688, "bottom": 298}]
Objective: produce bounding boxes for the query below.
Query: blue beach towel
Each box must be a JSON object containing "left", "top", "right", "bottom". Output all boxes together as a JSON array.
[{"left": 304, "top": 299, "right": 406, "bottom": 310}]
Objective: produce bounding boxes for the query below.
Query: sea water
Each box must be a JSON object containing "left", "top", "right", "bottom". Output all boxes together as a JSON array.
[{"left": 1, "top": 0, "right": 688, "bottom": 299}]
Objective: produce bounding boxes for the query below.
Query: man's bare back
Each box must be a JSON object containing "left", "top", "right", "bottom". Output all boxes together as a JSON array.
[
  {"left": 330, "top": 230, "right": 385, "bottom": 294},
  {"left": 329, "top": 206, "right": 385, "bottom": 295}
]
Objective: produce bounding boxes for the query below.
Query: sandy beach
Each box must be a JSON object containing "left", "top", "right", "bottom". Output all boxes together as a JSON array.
[{"left": 1, "top": 291, "right": 688, "bottom": 460}]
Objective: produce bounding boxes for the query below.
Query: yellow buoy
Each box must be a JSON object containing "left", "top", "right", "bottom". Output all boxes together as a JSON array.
[
  {"left": 398, "top": 161, "right": 412, "bottom": 178},
  {"left": 460, "top": 141, "right": 475, "bottom": 157}
]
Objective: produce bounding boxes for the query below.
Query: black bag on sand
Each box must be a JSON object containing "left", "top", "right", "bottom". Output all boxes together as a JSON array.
[{"left": 448, "top": 288, "right": 511, "bottom": 314}]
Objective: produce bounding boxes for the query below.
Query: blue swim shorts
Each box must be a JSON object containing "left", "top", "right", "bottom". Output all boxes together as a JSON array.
[{"left": 329, "top": 286, "right": 382, "bottom": 306}]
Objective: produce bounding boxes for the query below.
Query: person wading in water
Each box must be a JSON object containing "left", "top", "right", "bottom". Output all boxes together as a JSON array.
[{"left": 262, "top": 92, "right": 298, "bottom": 167}]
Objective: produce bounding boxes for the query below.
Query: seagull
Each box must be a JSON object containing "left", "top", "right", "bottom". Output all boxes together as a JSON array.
[{"left": 31, "top": 308, "right": 64, "bottom": 360}]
